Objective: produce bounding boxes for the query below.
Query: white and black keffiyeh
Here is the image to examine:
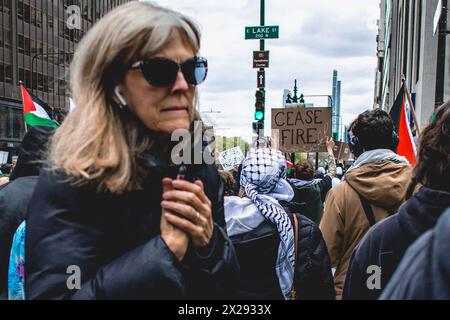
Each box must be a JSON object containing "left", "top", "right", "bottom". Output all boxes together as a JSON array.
[{"left": 240, "top": 148, "right": 296, "bottom": 300}]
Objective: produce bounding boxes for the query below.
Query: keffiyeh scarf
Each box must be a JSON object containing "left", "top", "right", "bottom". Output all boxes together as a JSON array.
[{"left": 240, "top": 148, "right": 296, "bottom": 299}]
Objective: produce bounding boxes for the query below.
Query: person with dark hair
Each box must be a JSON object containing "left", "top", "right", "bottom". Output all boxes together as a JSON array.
[
  {"left": 287, "top": 138, "right": 336, "bottom": 224},
  {"left": 343, "top": 101, "right": 450, "bottom": 300},
  {"left": 218, "top": 169, "right": 236, "bottom": 197},
  {"left": 0, "top": 126, "right": 55, "bottom": 299},
  {"left": 231, "top": 163, "right": 243, "bottom": 196},
  {"left": 380, "top": 206, "right": 450, "bottom": 300},
  {"left": 319, "top": 109, "right": 412, "bottom": 299}
]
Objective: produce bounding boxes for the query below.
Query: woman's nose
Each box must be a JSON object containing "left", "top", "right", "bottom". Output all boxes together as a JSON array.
[{"left": 170, "top": 69, "right": 189, "bottom": 93}]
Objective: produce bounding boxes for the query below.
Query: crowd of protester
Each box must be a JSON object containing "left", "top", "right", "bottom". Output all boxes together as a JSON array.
[{"left": 0, "top": 1, "right": 449, "bottom": 300}]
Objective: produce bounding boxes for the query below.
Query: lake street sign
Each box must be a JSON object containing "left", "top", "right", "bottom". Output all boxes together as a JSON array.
[
  {"left": 253, "top": 51, "right": 269, "bottom": 68},
  {"left": 257, "top": 71, "right": 265, "bottom": 88},
  {"left": 245, "top": 26, "right": 279, "bottom": 40}
]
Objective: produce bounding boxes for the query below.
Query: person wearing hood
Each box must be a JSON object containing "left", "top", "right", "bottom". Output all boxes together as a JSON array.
[
  {"left": 379, "top": 206, "right": 450, "bottom": 300},
  {"left": 343, "top": 101, "right": 450, "bottom": 300},
  {"left": 319, "top": 109, "right": 412, "bottom": 299},
  {"left": 224, "top": 147, "right": 335, "bottom": 300},
  {"left": 0, "top": 126, "right": 55, "bottom": 299}
]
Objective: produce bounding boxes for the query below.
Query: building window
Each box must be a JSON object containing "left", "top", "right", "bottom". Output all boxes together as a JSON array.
[
  {"left": 12, "top": 109, "right": 24, "bottom": 139},
  {"left": 24, "top": 70, "right": 31, "bottom": 88},
  {"left": 0, "top": 27, "right": 12, "bottom": 49},
  {"left": 17, "top": 35, "right": 31, "bottom": 56},
  {"left": 1, "top": 0, "right": 12, "bottom": 15},
  {"left": 23, "top": 2, "right": 31, "bottom": 23},
  {"left": 48, "top": 15, "right": 54, "bottom": 30},
  {"left": 31, "top": 7, "right": 43, "bottom": 28},
  {"left": 37, "top": 73, "right": 43, "bottom": 91},
  {"left": 0, "top": 64, "right": 13, "bottom": 84},
  {"left": 17, "top": 1, "right": 23, "bottom": 20},
  {"left": 18, "top": 35, "right": 24, "bottom": 54},
  {"left": 0, "top": 107, "right": 8, "bottom": 140}
]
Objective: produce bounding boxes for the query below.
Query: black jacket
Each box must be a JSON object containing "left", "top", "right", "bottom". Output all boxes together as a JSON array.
[
  {"left": 231, "top": 211, "right": 335, "bottom": 300},
  {"left": 380, "top": 206, "right": 450, "bottom": 300},
  {"left": 25, "top": 163, "right": 239, "bottom": 300},
  {"left": 0, "top": 126, "right": 54, "bottom": 300},
  {"left": 0, "top": 177, "right": 38, "bottom": 300},
  {"left": 342, "top": 187, "right": 450, "bottom": 300}
]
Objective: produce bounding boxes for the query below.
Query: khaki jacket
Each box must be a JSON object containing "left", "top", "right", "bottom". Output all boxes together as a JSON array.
[{"left": 319, "top": 160, "right": 412, "bottom": 299}]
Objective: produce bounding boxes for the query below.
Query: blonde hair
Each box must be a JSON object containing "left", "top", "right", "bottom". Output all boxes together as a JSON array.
[{"left": 49, "top": 1, "right": 202, "bottom": 194}]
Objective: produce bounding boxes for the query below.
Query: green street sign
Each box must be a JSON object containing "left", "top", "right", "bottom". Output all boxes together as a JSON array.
[{"left": 245, "top": 26, "right": 279, "bottom": 40}]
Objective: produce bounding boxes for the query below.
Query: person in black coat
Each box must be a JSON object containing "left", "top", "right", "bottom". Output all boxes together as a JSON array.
[
  {"left": 380, "top": 206, "right": 450, "bottom": 300},
  {"left": 25, "top": 2, "right": 238, "bottom": 300},
  {"left": 0, "top": 126, "right": 54, "bottom": 300},
  {"left": 225, "top": 148, "right": 335, "bottom": 300},
  {"left": 343, "top": 101, "right": 450, "bottom": 300}
]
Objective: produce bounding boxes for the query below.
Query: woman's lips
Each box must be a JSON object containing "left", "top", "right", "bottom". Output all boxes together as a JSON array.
[{"left": 161, "top": 106, "right": 188, "bottom": 113}]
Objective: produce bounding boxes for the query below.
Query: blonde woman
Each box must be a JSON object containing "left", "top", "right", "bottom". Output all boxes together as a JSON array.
[{"left": 25, "top": 2, "right": 238, "bottom": 299}]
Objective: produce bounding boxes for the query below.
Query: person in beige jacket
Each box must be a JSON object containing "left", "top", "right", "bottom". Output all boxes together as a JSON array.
[{"left": 319, "top": 109, "right": 412, "bottom": 299}]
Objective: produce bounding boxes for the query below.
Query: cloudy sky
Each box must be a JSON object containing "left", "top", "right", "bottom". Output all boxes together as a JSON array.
[{"left": 150, "top": 0, "right": 380, "bottom": 141}]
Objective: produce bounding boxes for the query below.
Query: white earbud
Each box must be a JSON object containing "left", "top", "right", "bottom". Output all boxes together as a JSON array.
[{"left": 114, "top": 86, "right": 128, "bottom": 107}]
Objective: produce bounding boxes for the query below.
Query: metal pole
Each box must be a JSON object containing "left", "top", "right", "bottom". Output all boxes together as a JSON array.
[
  {"left": 31, "top": 54, "right": 38, "bottom": 94},
  {"left": 258, "top": 0, "right": 265, "bottom": 139},
  {"left": 260, "top": 0, "right": 265, "bottom": 50},
  {"left": 316, "top": 152, "right": 319, "bottom": 170},
  {"left": 435, "top": 0, "right": 448, "bottom": 108}
]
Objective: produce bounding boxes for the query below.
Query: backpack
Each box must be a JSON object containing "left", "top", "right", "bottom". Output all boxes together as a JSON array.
[
  {"left": 8, "top": 221, "right": 26, "bottom": 300},
  {"left": 229, "top": 212, "right": 299, "bottom": 300},
  {"left": 290, "top": 182, "right": 323, "bottom": 225}
]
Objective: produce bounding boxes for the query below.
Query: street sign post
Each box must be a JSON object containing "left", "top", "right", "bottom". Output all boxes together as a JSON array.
[
  {"left": 253, "top": 51, "right": 269, "bottom": 68},
  {"left": 257, "top": 71, "right": 265, "bottom": 88},
  {"left": 245, "top": 25, "right": 279, "bottom": 39}
]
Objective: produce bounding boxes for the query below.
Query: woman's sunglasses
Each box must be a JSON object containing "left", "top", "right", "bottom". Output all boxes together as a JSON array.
[{"left": 130, "top": 56, "right": 208, "bottom": 87}]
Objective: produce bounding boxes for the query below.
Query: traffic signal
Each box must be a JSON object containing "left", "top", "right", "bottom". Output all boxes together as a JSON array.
[{"left": 254, "top": 89, "right": 265, "bottom": 121}]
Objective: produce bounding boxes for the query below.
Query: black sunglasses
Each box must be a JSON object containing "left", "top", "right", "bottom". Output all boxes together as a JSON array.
[{"left": 130, "top": 56, "right": 208, "bottom": 87}]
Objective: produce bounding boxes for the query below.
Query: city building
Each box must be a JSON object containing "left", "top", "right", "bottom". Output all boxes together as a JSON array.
[
  {"left": 374, "top": 0, "right": 450, "bottom": 127},
  {"left": 0, "top": 0, "right": 130, "bottom": 161},
  {"left": 331, "top": 70, "right": 342, "bottom": 141}
]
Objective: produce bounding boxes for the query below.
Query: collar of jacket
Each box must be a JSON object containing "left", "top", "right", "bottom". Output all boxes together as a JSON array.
[
  {"left": 346, "top": 149, "right": 409, "bottom": 175},
  {"left": 397, "top": 186, "right": 450, "bottom": 241}
]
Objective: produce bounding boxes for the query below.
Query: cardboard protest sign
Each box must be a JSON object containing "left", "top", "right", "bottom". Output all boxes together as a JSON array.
[
  {"left": 218, "top": 147, "right": 245, "bottom": 171},
  {"left": 271, "top": 107, "right": 332, "bottom": 153}
]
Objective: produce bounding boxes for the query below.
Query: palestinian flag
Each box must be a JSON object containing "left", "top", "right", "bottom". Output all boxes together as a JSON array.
[
  {"left": 389, "top": 84, "right": 417, "bottom": 166},
  {"left": 20, "top": 84, "right": 58, "bottom": 129}
]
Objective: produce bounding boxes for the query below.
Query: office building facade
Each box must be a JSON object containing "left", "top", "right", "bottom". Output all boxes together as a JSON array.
[
  {"left": 331, "top": 70, "right": 342, "bottom": 141},
  {"left": 374, "top": 0, "right": 450, "bottom": 127}
]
